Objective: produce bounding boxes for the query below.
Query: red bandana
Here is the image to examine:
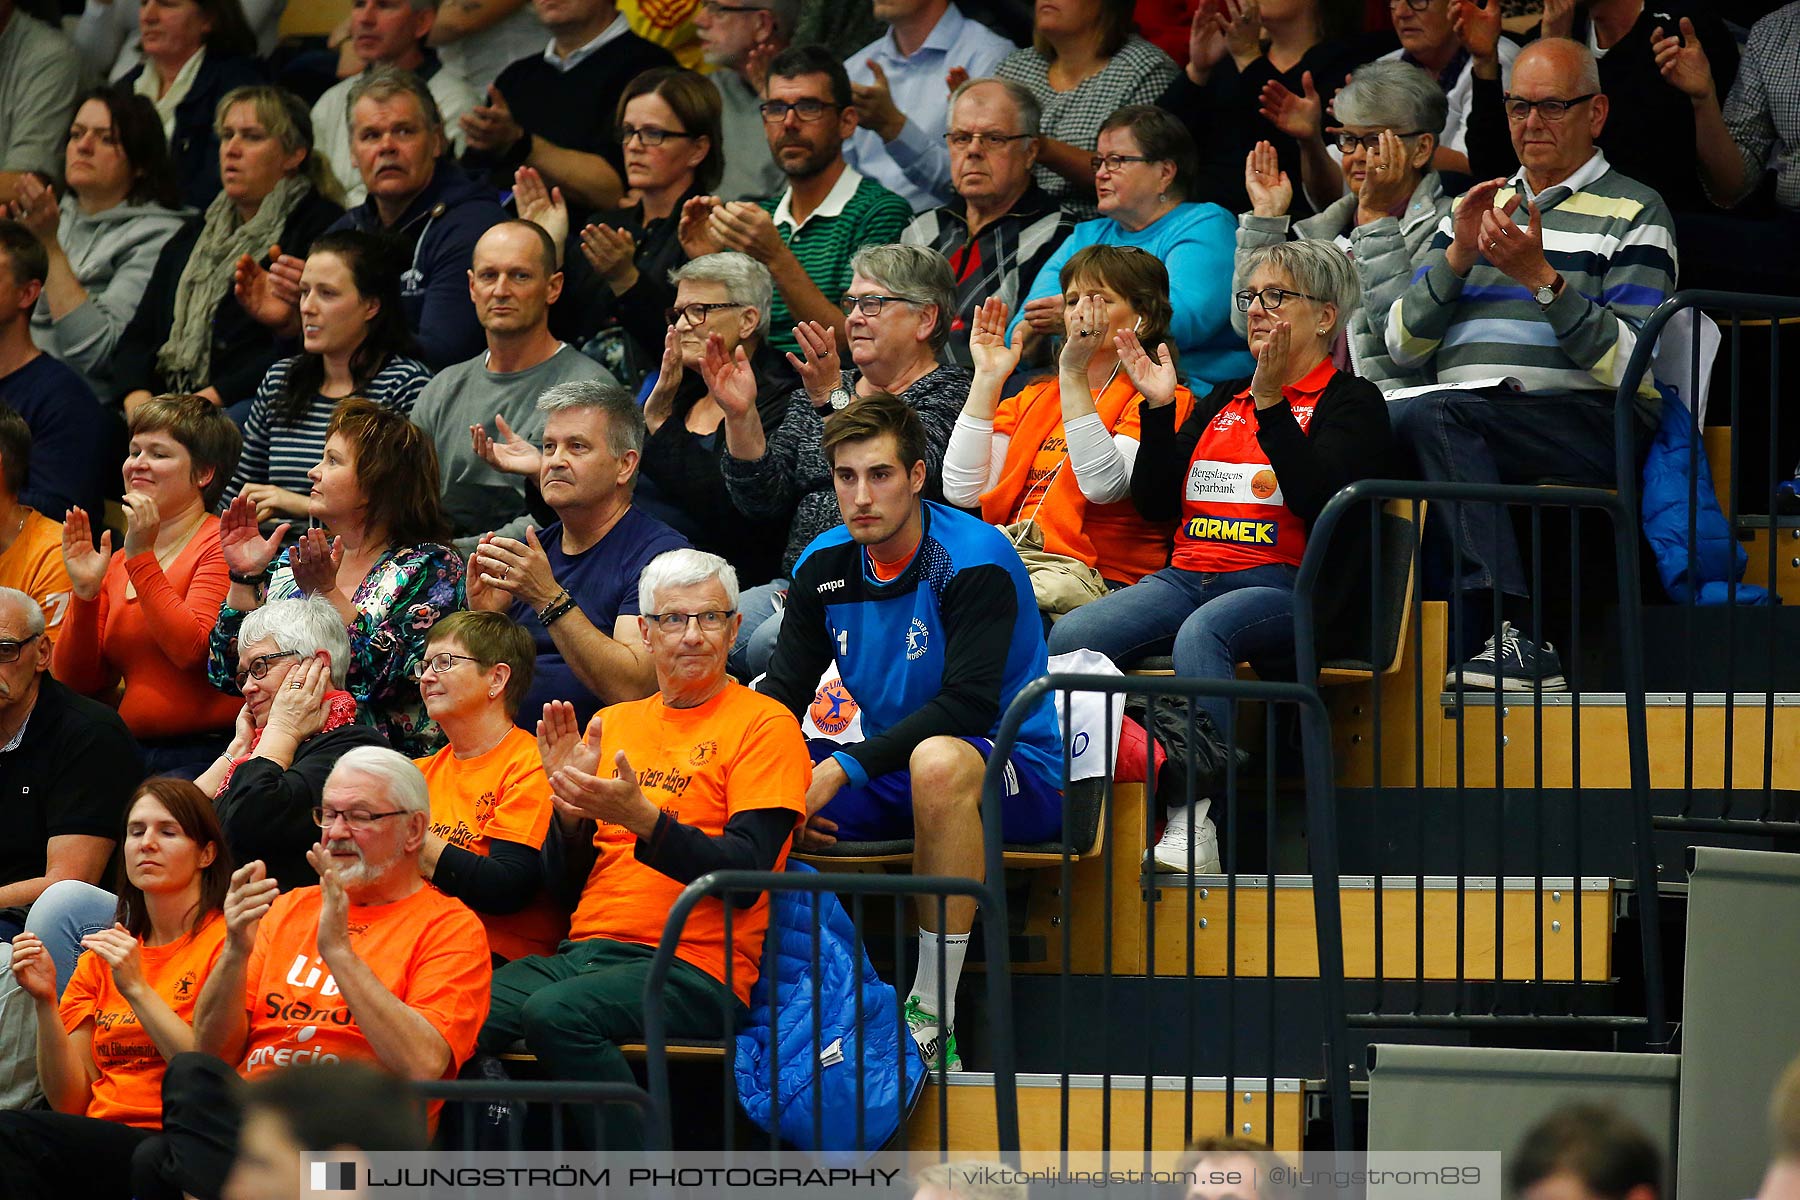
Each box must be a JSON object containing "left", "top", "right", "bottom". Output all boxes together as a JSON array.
[{"left": 214, "top": 690, "right": 362, "bottom": 795}]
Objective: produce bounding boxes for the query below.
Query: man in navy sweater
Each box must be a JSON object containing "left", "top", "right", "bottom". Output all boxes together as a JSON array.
[{"left": 758, "top": 392, "right": 1062, "bottom": 1073}]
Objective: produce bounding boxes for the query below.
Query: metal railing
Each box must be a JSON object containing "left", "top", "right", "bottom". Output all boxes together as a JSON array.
[{"left": 417, "top": 1078, "right": 665, "bottom": 1151}]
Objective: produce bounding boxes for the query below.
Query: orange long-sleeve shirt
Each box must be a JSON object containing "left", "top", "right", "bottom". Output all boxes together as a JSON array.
[{"left": 52, "top": 516, "right": 242, "bottom": 739}]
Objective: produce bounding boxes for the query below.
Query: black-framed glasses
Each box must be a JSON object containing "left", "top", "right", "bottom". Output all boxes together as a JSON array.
[
  {"left": 0, "top": 632, "right": 40, "bottom": 664},
  {"left": 1089, "top": 153, "right": 1153, "bottom": 174},
  {"left": 619, "top": 124, "right": 696, "bottom": 147},
  {"left": 312, "top": 806, "right": 412, "bottom": 830},
  {"left": 839, "top": 293, "right": 916, "bottom": 317},
  {"left": 643, "top": 609, "right": 737, "bottom": 634},
  {"left": 1235, "top": 287, "right": 1326, "bottom": 312},
  {"left": 409, "top": 651, "right": 483, "bottom": 681},
  {"left": 1388, "top": 0, "right": 1437, "bottom": 10},
  {"left": 665, "top": 301, "right": 745, "bottom": 327},
  {"left": 759, "top": 100, "right": 839, "bottom": 124},
  {"left": 698, "top": 0, "right": 763, "bottom": 14},
  {"left": 232, "top": 649, "right": 299, "bottom": 689},
  {"left": 1502, "top": 93, "right": 1598, "bottom": 122},
  {"left": 1332, "top": 129, "right": 1427, "bottom": 152},
  {"left": 945, "top": 131, "right": 1033, "bottom": 151}
]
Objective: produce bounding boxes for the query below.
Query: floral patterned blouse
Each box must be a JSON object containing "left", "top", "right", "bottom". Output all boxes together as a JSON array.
[{"left": 208, "top": 542, "right": 465, "bottom": 756}]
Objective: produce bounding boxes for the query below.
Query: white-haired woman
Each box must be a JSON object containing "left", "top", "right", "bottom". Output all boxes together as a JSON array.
[
  {"left": 195, "top": 595, "right": 391, "bottom": 890},
  {"left": 1049, "top": 240, "right": 1394, "bottom": 872},
  {"left": 720, "top": 243, "right": 969, "bottom": 677},
  {"left": 1234, "top": 60, "right": 1453, "bottom": 392}
]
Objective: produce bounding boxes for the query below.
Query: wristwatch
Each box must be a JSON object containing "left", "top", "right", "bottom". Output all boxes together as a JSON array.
[
  {"left": 825, "top": 385, "right": 854, "bottom": 411},
  {"left": 1533, "top": 274, "right": 1564, "bottom": 308}
]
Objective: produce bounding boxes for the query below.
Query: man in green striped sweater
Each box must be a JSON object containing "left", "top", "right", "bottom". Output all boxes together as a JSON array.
[
  {"left": 1385, "top": 37, "right": 1677, "bottom": 693},
  {"left": 682, "top": 44, "right": 912, "bottom": 356}
]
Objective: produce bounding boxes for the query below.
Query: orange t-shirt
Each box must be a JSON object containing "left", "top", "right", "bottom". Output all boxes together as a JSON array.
[
  {"left": 984, "top": 375, "right": 1196, "bottom": 585},
  {"left": 51, "top": 515, "right": 241, "bottom": 737},
  {"left": 241, "top": 884, "right": 491, "bottom": 1125},
  {"left": 0, "top": 509, "right": 73, "bottom": 646},
  {"left": 570, "top": 683, "right": 808, "bottom": 1004},
  {"left": 417, "top": 726, "right": 567, "bottom": 962},
  {"left": 58, "top": 912, "right": 228, "bottom": 1129}
]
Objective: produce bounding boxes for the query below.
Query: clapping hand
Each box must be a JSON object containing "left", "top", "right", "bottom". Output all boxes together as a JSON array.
[
  {"left": 1245, "top": 140, "right": 1293, "bottom": 217},
  {"left": 851, "top": 59, "right": 905, "bottom": 141},
  {"left": 1479, "top": 193, "right": 1551, "bottom": 288},
  {"left": 1652, "top": 18, "right": 1715, "bottom": 101},
  {"left": 288, "top": 527, "right": 344, "bottom": 599},
  {"left": 60, "top": 506, "right": 111, "bottom": 602},
  {"left": 513, "top": 166, "right": 568, "bottom": 262},
  {"left": 579, "top": 223, "right": 638, "bottom": 290},
  {"left": 785, "top": 320, "right": 842, "bottom": 407},
  {"left": 1540, "top": 0, "right": 1575, "bottom": 39},
  {"left": 644, "top": 325, "right": 684, "bottom": 434},
  {"left": 707, "top": 201, "right": 785, "bottom": 263},
  {"left": 307, "top": 842, "right": 352, "bottom": 958},
  {"left": 1249, "top": 317, "right": 1297, "bottom": 407},
  {"left": 238, "top": 482, "right": 308, "bottom": 523},
  {"left": 8, "top": 932, "right": 56, "bottom": 1002},
  {"left": 677, "top": 195, "right": 725, "bottom": 259},
  {"left": 460, "top": 85, "right": 525, "bottom": 155},
  {"left": 537, "top": 699, "right": 598, "bottom": 781},
  {"left": 1020, "top": 294, "right": 1064, "bottom": 336},
  {"left": 471, "top": 528, "right": 560, "bottom": 609},
  {"left": 1115, "top": 328, "right": 1178, "bottom": 408},
  {"left": 968, "top": 297, "right": 1025, "bottom": 380},
  {"left": 119, "top": 491, "right": 164, "bottom": 560},
  {"left": 549, "top": 737, "right": 655, "bottom": 833},
  {"left": 1446, "top": 177, "right": 1505, "bottom": 273},
  {"left": 220, "top": 494, "right": 288, "bottom": 581},
  {"left": 234, "top": 245, "right": 304, "bottom": 331},
  {"left": 80, "top": 924, "right": 148, "bottom": 997},
  {"left": 701, "top": 332, "right": 759, "bottom": 420},
  {"left": 1450, "top": 0, "right": 1500, "bottom": 62},
  {"left": 9, "top": 175, "right": 59, "bottom": 244},
  {"left": 1258, "top": 71, "right": 1322, "bottom": 140},
  {"left": 222, "top": 861, "right": 279, "bottom": 954},
  {"left": 469, "top": 413, "right": 542, "bottom": 477}
]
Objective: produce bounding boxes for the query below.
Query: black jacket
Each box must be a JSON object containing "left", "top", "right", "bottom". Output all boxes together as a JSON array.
[
  {"left": 110, "top": 188, "right": 343, "bottom": 406},
  {"left": 123, "top": 53, "right": 265, "bottom": 210},
  {"left": 1132, "top": 369, "right": 1396, "bottom": 660}
]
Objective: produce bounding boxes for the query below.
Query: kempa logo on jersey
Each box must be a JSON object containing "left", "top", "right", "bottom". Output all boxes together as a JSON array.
[
  {"left": 1185, "top": 516, "right": 1279, "bottom": 545},
  {"left": 816, "top": 578, "right": 846, "bottom": 594}
]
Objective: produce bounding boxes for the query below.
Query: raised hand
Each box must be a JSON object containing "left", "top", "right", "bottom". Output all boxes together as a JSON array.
[
  {"left": 469, "top": 413, "right": 542, "bottom": 477},
  {"left": 11, "top": 175, "right": 59, "bottom": 244},
  {"left": 1244, "top": 140, "right": 1293, "bottom": 217},
  {"left": 266, "top": 654, "right": 331, "bottom": 742},
  {"left": 1059, "top": 294, "right": 1109, "bottom": 373},
  {"left": 472, "top": 527, "right": 560, "bottom": 609},
  {"left": 677, "top": 195, "right": 725, "bottom": 260},
  {"left": 1540, "top": 0, "right": 1575, "bottom": 40},
  {"left": 968, "top": 297, "right": 1025, "bottom": 379},
  {"left": 513, "top": 166, "right": 568, "bottom": 262},
  {"left": 1249, "top": 317, "right": 1294, "bottom": 406},
  {"left": 1186, "top": 2, "right": 1232, "bottom": 83},
  {"left": 1356, "top": 129, "right": 1413, "bottom": 217},
  {"left": 288, "top": 527, "right": 344, "bottom": 599},
  {"left": 944, "top": 65, "right": 970, "bottom": 93},
  {"left": 1450, "top": 0, "right": 1500, "bottom": 62},
  {"left": 1115, "top": 329, "right": 1179, "bottom": 407},
  {"left": 1224, "top": 0, "right": 1263, "bottom": 67},
  {"left": 118, "top": 491, "right": 164, "bottom": 559},
  {"left": 1021, "top": 293, "right": 1065, "bottom": 337},
  {"left": 1447, "top": 177, "right": 1506, "bottom": 273},
  {"left": 579, "top": 222, "right": 638, "bottom": 289},
  {"left": 701, "top": 332, "right": 759, "bottom": 420},
  {"left": 222, "top": 861, "right": 278, "bottom": 953},
  {"left": 306, "top": 842, "right": 352, "bottom": 957},
  {"left": 1258, "top": 72, "right": 1322, "bottom": 140},
  {"left": 536, "top": 699, "right": 587, "bottom": 782},
  {"left": 60, "top": 506, "right": 111, "bottom": 601},
  {"left": 238, "top": 482, "right": 308, "bottom": 523},
  {"left": 8, "top": 932, "right": 56, "bottom": 1002},
  {"left": 550, "top": 746, "right": 654, "bottom": 831},
  {"left": 464, "top": 533, "right": 508, "bottom": 613},
  {"left": 219, "top": 495, "right": 288, "bottom": 580},
  {"left": 851, "top": 59, "right": 905, "bottom": 141},
  {"left": 1479, "top": 194, "right": 1552, "bottom": 289},
  {"left": 644, "top": 324, "right": 684, "bottom": 434},
  {"left": 1652, "top": 18, "right": 1715, "bottom": 101},
  {"left": 785, "top": 320, "right": 843, "bottom": 406},
  {"left": 707, "top": 201, "right": 785, "bottom": 263},
  {"left": 234, "top": 246, "right": 304, "bottom": 331},
  {"left": 81, "top": 924, "right": 148, "bottom": 997},
  {"left": 460, "top": 84, "right": 524, "bottom": 155}
]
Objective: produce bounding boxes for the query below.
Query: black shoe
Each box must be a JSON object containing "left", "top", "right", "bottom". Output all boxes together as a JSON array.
[{"left": 1445, "top": 621, "right": 1568, "bottom": 692}]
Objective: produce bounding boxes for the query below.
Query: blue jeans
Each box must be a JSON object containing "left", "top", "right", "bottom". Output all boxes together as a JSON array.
[
  {"left": 0, "top": 882, "right": 118, "bottom": 1109},
  {"left": 729, "top": 578, "right": 789, "bottom": 679},
  {"left": 1047, "top": 563, "right": 1299, "bottom": 733}
]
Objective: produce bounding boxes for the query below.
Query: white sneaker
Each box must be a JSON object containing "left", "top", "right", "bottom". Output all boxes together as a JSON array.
[{"left": 1152, "top": 800, "right": 1220, "bottom": 873}]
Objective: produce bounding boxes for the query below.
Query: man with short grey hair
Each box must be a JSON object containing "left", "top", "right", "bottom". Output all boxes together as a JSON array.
[
  {"left": 311, "top": 0, "right": 482, "bottom": 205},
  {"left": 901, "top": 76, "right": 1073, "bottom": 366},
  {"left": 467, "top": 381, "right": 688, "bottom": 728},
  {"left": 695, "top": 0, "right": 797, "bottom": 200}
]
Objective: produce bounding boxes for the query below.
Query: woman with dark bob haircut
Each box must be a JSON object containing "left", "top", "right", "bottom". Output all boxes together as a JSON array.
[
  {"left": 55, "top": 394, "right": 246, "bottom": 778},
  {"left": 0, "top": 778, "right": 232, "bottom": 1199},
  {"left": 210, "top": 399, "right": 464, "bottom": 756},
  {"left": 9, "top": 86, "right": 187, "bottom": 401},
  {"left": 220, "top": 230, "right": 430, "bottom": 523}
]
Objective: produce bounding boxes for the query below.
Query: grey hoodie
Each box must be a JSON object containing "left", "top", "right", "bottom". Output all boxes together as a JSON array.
[{"left": 31, "top": 192, "right": 191, "bottom": 400}]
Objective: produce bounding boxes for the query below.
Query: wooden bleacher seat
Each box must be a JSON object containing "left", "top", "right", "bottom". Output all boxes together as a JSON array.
[{"left": 500, "top": 1039, "right": 726, "bottom": 1065}]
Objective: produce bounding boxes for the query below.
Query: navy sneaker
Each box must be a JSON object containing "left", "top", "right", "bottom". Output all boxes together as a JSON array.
[{"left": 1445, "top": 621, "right": 1568, "bottom": 692}]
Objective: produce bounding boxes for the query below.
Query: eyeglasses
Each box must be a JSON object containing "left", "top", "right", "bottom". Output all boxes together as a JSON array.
[
  {"left": 945, "top": 131, "right": 1033, "bottom": 151},
  {"left": 1388, "top": 0, "right": 1436, "bottom": 10},
  {"left": 698, "top": 0, "right": 764, "bottom": 14},
  {"left": 312, "top": 806, "right": 411, "bottom": 830},
  {"left": 839, "top": 293, "right": 916, "bottom": 317},
  {"left": 665, "top": 301, "right": 745, "bottom": 327},
  {"left": 232, "top": 649, "right": 299, "bottom": 689},
  {"left": 620, "top": 124, "right": 696, "bottom": 147},
  {"left": 643, "top": 609, "right": 736, "bottom": 634},
  {"left": 409, "top": 651, "right": 483, "bottom": 681},
  {"left": 1089, "top": 153, "right": 1153, "bottom": 174},
  {"left": 1502, "top": 93, "right": 1598, "bottom": 122},
  {"left": 1332, "top": 129, "right": 1427, "bottom": 152},
  {"left": 759, "top": 100, "right": 839, "bottom": 124},
  {"left": 1234, "top": 287, "right": 1326, "bottom": 312},
  {"left": 0, "top": 632, "right": 40, "bottom": 664}
]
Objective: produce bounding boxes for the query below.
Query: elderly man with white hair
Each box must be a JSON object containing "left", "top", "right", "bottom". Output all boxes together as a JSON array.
[
  {"left": 137, "top": 745, "right": 492, "bottom": 1200},
  {"left": 197, "top": 596, "right": 391, "bottom": 893},
  {"left": 478, "top": 547, "right": 806, "bottom": 1149},
  {"left": 1234, "top": 59, "right": 1453, "bottom": 393}
]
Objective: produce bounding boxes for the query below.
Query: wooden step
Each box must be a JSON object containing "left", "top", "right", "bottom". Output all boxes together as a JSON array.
[
  {"left": 1146, "top": 875, "right": 1613, "bottom": 981},
  {"left": 905, "top": 1072, "right": 1304, "bottom": 1158}
]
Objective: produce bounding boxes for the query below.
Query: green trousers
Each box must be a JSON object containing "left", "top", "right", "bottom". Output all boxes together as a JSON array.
[{"left": 478, "top": 939, "right": 736, "bottom": 1148}]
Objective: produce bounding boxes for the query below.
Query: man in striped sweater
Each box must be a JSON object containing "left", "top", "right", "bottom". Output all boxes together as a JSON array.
[{"left": 1386, "top": 37, "right": 1677, "bottom": 693}]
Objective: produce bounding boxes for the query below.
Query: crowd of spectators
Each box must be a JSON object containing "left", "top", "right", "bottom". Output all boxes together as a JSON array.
[{"left": 1, "top": 0, "right": 1797, "bottom": 1181}]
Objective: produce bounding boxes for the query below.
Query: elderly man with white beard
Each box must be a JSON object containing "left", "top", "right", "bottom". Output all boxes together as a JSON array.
[{"left": 129, "top": 748, "right": 491, "bottom": 1200}]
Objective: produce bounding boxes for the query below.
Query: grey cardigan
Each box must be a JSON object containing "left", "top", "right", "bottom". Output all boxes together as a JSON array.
[{"left": 1232, "top": 171, "right": 1449, "bottom": 394}]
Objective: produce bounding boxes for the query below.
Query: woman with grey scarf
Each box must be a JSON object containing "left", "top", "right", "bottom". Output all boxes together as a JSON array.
[{"left": 114, "top": 85, "right": 343, "bottom": 423}]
